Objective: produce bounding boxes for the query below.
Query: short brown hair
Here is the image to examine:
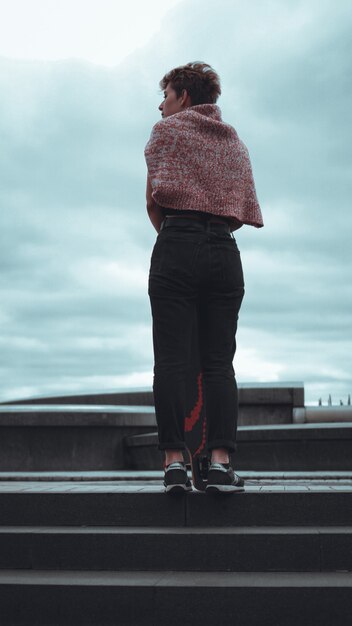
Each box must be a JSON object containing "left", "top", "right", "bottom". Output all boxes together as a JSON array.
[{"left": 159, "top": 61, "right": 221, "bottom": 105}]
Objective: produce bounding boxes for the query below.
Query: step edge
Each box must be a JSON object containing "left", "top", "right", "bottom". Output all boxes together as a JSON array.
[{"left": 1, "top": 569, "right": 352, "bottom": 587}]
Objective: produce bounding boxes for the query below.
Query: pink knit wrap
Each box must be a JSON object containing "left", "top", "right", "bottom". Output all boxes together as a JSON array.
[{"left": 144, "top": 104, "right": 263, "bottom": 228}]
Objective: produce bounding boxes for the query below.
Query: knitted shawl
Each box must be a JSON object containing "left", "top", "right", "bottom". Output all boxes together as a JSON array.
[{"left": 144, "top": 104, "right": 263, "bottom": 228}]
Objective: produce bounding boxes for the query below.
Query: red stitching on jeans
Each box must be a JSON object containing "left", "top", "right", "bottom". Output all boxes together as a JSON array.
[
  {"left": 194, "top": 415, "right": 207, "bottom": 456},
  {"left": 184, "top": 372, "right": 207, "bottom": 455},
  {"left": 184, "top": 372, "right": 203, "bottom": 431}
]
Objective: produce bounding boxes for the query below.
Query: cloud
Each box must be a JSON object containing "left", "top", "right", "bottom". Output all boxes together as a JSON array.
[
  {"left": 0, "top": 0, "right": 183, "bottom": 66},
  {"left": 0, "top": 0, "right": 351, "bottom": 404}
]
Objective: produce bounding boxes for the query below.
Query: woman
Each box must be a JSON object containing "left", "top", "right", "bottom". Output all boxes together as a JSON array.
[{"left": 145, "top": 62, "right": 263, "bottom": 493}]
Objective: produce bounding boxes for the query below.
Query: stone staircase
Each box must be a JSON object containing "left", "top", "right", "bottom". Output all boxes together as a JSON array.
[
  {"left": 1, "top": 384, "right": 351, "bottom": 624},
  {"left": 0, "top": 474, "right": 352, "bottom": 625}
]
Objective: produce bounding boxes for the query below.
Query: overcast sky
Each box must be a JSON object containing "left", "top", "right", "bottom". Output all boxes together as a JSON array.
[{"left": 0, "top": 0, "right": 351, "bottom": 405}]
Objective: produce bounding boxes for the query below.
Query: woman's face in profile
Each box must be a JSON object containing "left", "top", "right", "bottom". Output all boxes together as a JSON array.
[{"left": 159, "top": 83, "right": 186, "bottom": 118}]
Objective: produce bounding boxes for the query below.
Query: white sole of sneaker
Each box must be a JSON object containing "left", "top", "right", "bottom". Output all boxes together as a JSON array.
[{"left": 165, "top": 484, "right": 193, "bottom": 493}]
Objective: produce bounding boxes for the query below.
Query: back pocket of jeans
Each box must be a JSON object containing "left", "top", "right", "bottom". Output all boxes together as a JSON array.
[{"left": 158, "top": 238, "right": 199, "bottom": 277}]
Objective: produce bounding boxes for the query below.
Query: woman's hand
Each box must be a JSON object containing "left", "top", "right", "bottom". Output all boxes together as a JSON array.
[{"left": 146, "top": 175, "right": 164, "bottom": 232}]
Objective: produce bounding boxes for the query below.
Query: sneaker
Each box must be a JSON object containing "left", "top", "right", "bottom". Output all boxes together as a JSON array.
[
  {"left": 163, "top": 461, "right": 192, "bottom": 494},
  {"left": 206, "top": 462, "right": 245, "bottom": 494}
]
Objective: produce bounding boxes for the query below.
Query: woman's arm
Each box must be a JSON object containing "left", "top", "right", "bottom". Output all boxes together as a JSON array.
[{"left": 146, "top": 175, "right": 164, "bottom": 233}]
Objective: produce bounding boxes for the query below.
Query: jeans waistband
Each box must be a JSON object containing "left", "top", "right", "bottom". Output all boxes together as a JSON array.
[{"left": 160, "top": 216, "right": 232, "bottom": 233}]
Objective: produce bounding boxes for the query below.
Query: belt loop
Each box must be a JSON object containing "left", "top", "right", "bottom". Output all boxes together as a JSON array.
[{"left": 160, "top": 219, "right": 165, "bottom": 231}]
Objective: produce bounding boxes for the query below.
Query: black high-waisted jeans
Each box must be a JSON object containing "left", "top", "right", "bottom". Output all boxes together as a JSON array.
[{"left": 148, "top": 216, "right": 245, "bottom": 453}]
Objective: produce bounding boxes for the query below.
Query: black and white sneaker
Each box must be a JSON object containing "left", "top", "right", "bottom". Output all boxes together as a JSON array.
[
  {"left": 163, "top": 461, "right": 192, "bottom": 494},
  {"left": 206, "top": 462, "right": 245, "bottom": 494}
]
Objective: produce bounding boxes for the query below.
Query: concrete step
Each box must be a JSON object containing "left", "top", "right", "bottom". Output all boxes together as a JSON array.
[
  {"left": 0, "top": 484, "right": 351, "bottom": 527},
  {"left": 0, "top": 569, "right": 351, "bottom": 625},
  {"left": 125, "top": 423, "right": 352, "bottom": 471},
  {"left": 0, "top": 525, "right": 351, "bottom": 572}
]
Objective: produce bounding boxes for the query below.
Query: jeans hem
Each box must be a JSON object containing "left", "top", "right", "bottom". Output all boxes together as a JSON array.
[
  {"left": 158, "top": 442, "right": 186, "bottom": 451},
  {"left": 207, "top": 439, "right": 236, "bottom": 453}
]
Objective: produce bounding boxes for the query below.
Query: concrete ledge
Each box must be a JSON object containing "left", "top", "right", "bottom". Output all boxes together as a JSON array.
[
  {"left": 0, "top": 405, "right": 159, "bottom": 471},
  {"left": 238, "top": 423, "right": 352, "bottom": 440},
  {"left": 1, "top": 404, "right": 350, "bottom": 471},
  {"left": 0, "top": 388, "right": 155, "bottom": 407},
  {"left": 126, "top": 423, "right": 352, "bottom": 445},
  {"left": 1, "top": 381, "right": 304, "bottom": 412},
  {"left": 0, "top": 405, "right": 156, "bottom": 427},
  {"left": 238, "top": 382, "right": 304, "bottom": 407},
  {"left": 124, "top": 424, "right": 352, "bottom": 472},
  {"left": 0, "top": 383, "right": 306, "bottom": 471}
]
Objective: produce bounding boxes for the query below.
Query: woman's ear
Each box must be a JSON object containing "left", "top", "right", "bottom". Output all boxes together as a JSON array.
[{"left": 180, "top": 89, "right": 192, "bottom": 108}]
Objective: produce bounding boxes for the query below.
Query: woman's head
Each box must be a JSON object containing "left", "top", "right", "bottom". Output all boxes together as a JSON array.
[{"left": 158, "top": 61, "right": 221, "bottom": 118}]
